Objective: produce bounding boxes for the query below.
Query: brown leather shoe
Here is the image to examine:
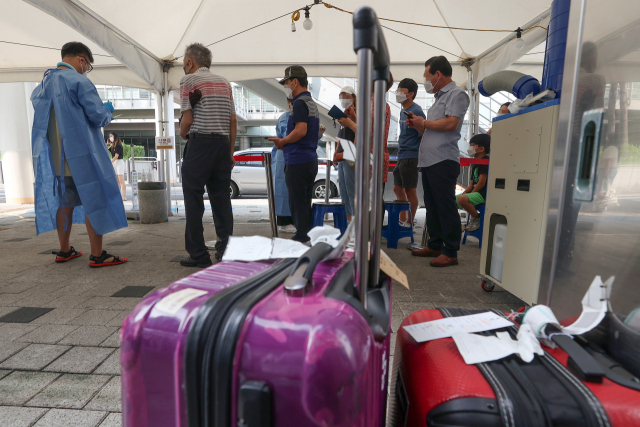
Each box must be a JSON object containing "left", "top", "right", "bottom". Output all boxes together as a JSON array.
[
  {"left": 411, "top": 247, "right": 442, "bottom": 257},
  {"left": 430, "top": 254, "right": 459, "bottom": 267}
]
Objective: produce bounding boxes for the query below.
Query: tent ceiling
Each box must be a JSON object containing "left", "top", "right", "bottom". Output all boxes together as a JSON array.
[{"left": 0, "top": 0, "right": 551, "bottom": 91}]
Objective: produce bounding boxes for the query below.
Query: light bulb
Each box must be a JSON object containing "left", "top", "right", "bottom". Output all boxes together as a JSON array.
[
  {"left": 291, "top": 21, "right": 296, "bottom": 32},
  {"left": 514, "top": 38, "right": 524, "bottom": 50},
  {"left": 303, "top": 18, "right": 313, "bottom": 30}
]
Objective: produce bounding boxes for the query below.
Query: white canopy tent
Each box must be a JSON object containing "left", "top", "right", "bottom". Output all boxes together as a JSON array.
[
  {"left": 0, "top": 0, "right": 554, "bottom": 212},
  {"left": 1, "top": 0, "right": 551, "bottom": 92}
]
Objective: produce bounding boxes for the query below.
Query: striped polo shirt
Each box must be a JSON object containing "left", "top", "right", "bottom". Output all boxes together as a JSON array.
[{"left": 180, "top": 67, "right": 235, "bottom": 135}]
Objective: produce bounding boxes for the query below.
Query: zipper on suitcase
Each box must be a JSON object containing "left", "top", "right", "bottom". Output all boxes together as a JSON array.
[
  {"left": 433, "top": 308, "right": 610, "bottom": 427},
  {"left": 185, "top": 259, "right": 296, "bottom": 427}
]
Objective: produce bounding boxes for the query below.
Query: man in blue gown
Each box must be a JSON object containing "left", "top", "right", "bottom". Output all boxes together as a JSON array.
[
  {"left": 31, "top": 42, "right": 128, "bottom": 267},
  {"left": 272, "top": 99, "right": 295, "bottom": 233}
]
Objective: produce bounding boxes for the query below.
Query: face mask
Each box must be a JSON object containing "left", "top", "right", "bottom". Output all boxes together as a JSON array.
[
  {"left": 395, "top": 92, "right": 407, "bottom": 103},
  {"left": 424, "top": 74, "right": 440, "bottom": 94},
  {"left": 80, "top": 61, "right": 88, "bottom": 76},
  {"left": 284, "top": 85, "right": 293, "bottom": 99},
  {"left": 340, "top": 98, "right": 353, "bottom": 109},
  {"left": 109, "top": 136, "right": 114, "bottom": 142},
  {"left": 467, "top": 146, "right": 477, "bottom": 156}
]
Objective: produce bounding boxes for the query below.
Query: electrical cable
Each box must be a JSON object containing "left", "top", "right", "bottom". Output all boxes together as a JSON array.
[
  {"left": 0, "top": 40, "right": 111, "bottom": 57},
  {"left": 318, "top": 2, "right": 547, "bottom": 33},
  {"left": 380, "top": 25, "right": 461, "bottom": 59},
  {"left": 176, "top": 1, "right": 546, "bottom": 62},
  {"left": 173, "top": 7, "right": 306, "bottom": 60}
]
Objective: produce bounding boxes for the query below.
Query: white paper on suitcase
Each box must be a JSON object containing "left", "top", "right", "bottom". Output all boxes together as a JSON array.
[
  {"left": 452, "top": 324, "right": 544, "bottom": 365},
  {"left": 403, "top": 311, "right": 513, "bottom": 343},
  {"left": 223, "top": 236, "right": 308, "bottom": 261}
]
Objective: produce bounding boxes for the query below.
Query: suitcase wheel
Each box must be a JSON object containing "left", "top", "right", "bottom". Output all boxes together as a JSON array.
[{"left": 481, "top": 280, "right": 495, "bottom": 292}]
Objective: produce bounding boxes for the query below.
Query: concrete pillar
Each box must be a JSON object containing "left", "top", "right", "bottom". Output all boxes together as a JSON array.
[
  {"left": 164, "top": 89, "right": 178, "bottom": 182},
  {"left": 240, "top": 136, "right": 250, "bottom": 151},
  {"left": 154, "top": 92, "right": 164, "bottom": 182},
  {"left": 0, "top": 82, "right": 37, "bottom": 204}
]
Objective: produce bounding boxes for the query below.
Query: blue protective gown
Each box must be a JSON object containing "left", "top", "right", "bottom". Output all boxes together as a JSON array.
[
  {"left": 272, "top": 111, "right": 291, "bottom": 217},
  {"left": 31, "top": 67, "right": 127, "bottom": 236}
]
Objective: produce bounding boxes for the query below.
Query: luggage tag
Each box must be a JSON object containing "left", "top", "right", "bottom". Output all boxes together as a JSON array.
[{"left": 379, "top": 250, "right": 410, "bottom": 290}]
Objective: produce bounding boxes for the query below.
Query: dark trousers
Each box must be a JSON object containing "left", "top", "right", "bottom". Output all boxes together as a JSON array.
[
  {"left": 285, "top": 160, "right": 318, "bottom": 242},
  {"left": 422, "top": 160, "right": 461, "bottom": 258},
  {"left": 182, "top": 136, "right": 233, "bottom": 259}
]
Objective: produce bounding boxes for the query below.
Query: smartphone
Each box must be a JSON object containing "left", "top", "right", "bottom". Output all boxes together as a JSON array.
[{"left": 404, "top": 110, "right": 414, "bottom": 119}]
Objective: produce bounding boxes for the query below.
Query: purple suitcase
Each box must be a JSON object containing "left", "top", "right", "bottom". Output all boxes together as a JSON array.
[
  {"left": 121, "top": 249, "right": 392, "bottom": 427},
  {"left": 121, "top": 7, "right": 392, "bottom": 426}
]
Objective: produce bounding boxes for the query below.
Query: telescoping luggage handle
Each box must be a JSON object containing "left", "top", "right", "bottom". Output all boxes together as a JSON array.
[{"left": 353, "top": 6, "right": 390, "bottom": 310}]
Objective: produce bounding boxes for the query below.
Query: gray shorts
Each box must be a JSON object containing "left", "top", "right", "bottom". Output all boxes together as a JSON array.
[
  {"left": 57, "top": 176, "right": 82, "bottom": 208},
  {"left": 392, "top": 158, "right": 419, "bottom": 188}
]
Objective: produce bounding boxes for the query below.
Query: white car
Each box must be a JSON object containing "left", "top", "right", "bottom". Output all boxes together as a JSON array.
[{"left": 230, "top": 147, "right": 340, "bottom": 199}]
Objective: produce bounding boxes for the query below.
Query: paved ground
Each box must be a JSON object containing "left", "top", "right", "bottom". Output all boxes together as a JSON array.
[{"left": 0, "top": 198, "right": 525, "bottom": 427}]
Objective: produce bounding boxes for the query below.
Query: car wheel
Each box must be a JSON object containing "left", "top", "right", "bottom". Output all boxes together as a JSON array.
[
  {"left": 312, "top": 181, "right": 338, "bottom": 199},
  {"left": 313, "top": 181, "right": 327, "bottom": 199},
  {"left": 230, "top": 182, "right": 239, "bottom": 199}
]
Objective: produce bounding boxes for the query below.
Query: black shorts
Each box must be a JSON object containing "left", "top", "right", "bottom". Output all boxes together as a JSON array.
[
  {"left": 392, "top": 158, "right": 419, "bottom": 188},
  {"left": 57, "top": 176, "right": 83, "bottom": 208}
]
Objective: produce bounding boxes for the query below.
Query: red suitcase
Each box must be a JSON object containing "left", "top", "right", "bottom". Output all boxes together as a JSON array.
[{"left": 387, "top": 308, "right": 640, "bottom": 427}]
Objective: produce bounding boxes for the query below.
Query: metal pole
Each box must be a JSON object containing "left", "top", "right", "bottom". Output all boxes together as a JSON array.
[
  {"left": 324, "top": 159, "right": 331, "bottom": 203},
  {"left": 156, "top": 92, "right": 165, "bottom": 183},
  {"left": 355, "top": 49, "right": 373, "bottom": 309},
  {"left": 466, "top": 68, "right": 473, "bottom": 143},
  {"left": 264, "top": 152, "right": 278, "bottom": 238},
  {"left": 163, "top": 72, "right": 172, "bottom": 216},
  {"left": 369, "top": 79, "right": 386, "bottom": 287},
  {"left": 473, "top": 92, "right": 480, "bottom": 135}
]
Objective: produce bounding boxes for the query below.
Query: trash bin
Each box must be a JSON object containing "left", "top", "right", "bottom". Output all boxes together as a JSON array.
[{"left": 138, "top": 182, "right": 168, "bottom": 224}]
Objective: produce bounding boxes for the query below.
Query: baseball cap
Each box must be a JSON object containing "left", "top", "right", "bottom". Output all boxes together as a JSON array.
[
  {"left": 279, "top": 65, "right": 307, "bottom": 85},
  {"left": 339, "top": 86, "right": 356, "bottom": 96}
]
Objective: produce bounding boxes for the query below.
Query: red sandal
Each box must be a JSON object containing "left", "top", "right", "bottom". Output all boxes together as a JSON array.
[
  {"left": 89, "top": 250, "right": 128, "bottom": 268},
  {"left": 55, "top": 246, "right": 82, "bottom": 263}
]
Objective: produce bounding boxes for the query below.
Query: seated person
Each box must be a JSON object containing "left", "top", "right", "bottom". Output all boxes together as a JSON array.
[{"left": 457, "top": 134, "right": 490, "bottom": 231}]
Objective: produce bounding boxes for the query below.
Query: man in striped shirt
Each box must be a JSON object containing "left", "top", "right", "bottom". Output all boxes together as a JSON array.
[{"left": 179, "top": 43, "right": 237, "bottom": 267}]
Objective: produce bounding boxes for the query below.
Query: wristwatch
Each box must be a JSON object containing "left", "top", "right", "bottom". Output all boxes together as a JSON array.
[{"left": 422, "top": 119, "right": 427, "bottom": 130}]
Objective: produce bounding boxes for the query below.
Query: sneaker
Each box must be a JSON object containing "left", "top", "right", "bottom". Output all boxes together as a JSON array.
[
  {"left": 278, "top": 225, "right": 297, "bottom": 233},
  {"left": 407, "top": 242, "right": 422, "bottom": 250},
  {"left": 399, "top": 220, "right": 411, "bottom": 228},
  {"left": 465, "top": 216, "right": 481, "bottom": 232}
]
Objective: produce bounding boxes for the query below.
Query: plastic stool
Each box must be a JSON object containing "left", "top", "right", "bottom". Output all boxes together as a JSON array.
[
  {"left": 381, "top": 201, "right": 414, "bottom": 249},
  {"left": 462, "top": 204, "right": 485, "bottom": 248},
  {"left": 312, "top": 202, "right": 348, "bottom": 237}
]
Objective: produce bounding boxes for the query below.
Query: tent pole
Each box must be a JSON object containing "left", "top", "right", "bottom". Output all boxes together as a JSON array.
[
  {"left": 156, "top": 92, "right": 164, "bottom": 183},
  {"left": 163, "top": 71, "right": 172, "bottom": 216},
  {"left": 467, "top": 68, "right": 473, "bottom": 142},
  {"left": 473, "top": 92, "right": 480, "bottom": 135}
]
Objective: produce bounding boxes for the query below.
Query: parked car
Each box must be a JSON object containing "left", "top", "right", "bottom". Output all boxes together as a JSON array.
[{"left": 230, "top": 148, "right": 339, "bottom": 199}]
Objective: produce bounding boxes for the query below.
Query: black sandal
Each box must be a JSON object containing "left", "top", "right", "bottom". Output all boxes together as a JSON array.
[
  {"left": 88, "top": 250, "right": 128, "bottom": 268},
  {"left": 55, "top": 246, "right": 82, "bottom": 263}
]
